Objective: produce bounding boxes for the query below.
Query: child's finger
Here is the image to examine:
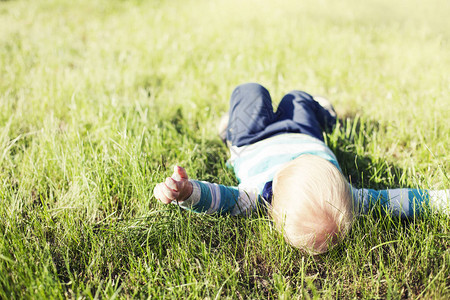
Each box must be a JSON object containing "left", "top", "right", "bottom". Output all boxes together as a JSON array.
[
  {"left": 172, "top": 166, "right": 188, "bottom": 181},
  {"left": 153, "top": 183, "right": 171, "bottom": 204},
  {"left": 161, "top": 183, "right": 179, "bottom": 201},
  {"left": 165, "top": 177, "right": 178, "bottom": 191}
]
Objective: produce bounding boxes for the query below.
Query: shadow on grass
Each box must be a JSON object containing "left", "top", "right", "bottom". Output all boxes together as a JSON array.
[{"left": 328, "top": 114, "right": 410, "bottom": 190}]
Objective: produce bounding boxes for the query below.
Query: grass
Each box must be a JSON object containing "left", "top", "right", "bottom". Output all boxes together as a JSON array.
[{"left": 0, "top": 0, "right": 449, "bottom": 298}]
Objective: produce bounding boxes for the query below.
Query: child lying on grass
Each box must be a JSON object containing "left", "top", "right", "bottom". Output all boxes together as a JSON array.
[{"left": 153, "top": 83, "right": 449, "bottom": 254}]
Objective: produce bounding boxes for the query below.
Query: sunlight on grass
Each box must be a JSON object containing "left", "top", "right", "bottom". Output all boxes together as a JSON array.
[{"left": 0, "top": 0, "right": 449, "bottom": 298}]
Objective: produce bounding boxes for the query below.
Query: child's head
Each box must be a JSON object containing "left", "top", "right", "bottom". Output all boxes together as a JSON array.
[{"left": 270, "top": 155, "right": 353, "bottom": 254}]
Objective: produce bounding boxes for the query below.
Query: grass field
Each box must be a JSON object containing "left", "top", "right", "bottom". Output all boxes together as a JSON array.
[{"left": 1, "top": 0, "right": 449, "bottom": 298}]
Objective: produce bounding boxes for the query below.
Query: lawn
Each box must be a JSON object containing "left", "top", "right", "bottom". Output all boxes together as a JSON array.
[{"left": 0, "top": 0, "right": 449, "bottom": 298}]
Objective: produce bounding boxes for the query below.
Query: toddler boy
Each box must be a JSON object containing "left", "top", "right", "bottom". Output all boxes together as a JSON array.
[{"left": 154, "top": 83, "right": 449, "bottom": 254}]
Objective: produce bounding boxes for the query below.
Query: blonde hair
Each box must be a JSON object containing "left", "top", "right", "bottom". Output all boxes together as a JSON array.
[{"left": 270, "top": 155, "right": 353, "bottom": 254}]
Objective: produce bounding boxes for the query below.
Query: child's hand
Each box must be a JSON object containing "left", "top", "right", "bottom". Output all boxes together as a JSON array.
[{"left": 153, "top": 166, "right": 193, "bottom": 204}]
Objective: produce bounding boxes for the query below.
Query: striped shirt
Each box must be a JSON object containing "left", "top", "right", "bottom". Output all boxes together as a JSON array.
[
  {"left": 175, "top": 133, "right": 449, "bottom": 217},
  {"left": 228, "top": 133, "right": 340, "bottom": 193}
]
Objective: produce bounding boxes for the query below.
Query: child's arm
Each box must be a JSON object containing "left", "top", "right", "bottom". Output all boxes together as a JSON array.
[
  {"left": 351, "top": 187, "right": 450, "bottom": 217},
  {"left": 153, "top": 166, "right": 258, "bottom": 215}
]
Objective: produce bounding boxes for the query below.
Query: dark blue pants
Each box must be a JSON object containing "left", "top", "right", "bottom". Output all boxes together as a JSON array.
[{"left": 226, "top": 83, "right": 336, "bottom": 147}]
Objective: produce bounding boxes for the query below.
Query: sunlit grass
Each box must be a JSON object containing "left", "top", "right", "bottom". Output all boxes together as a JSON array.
[{"left": 0, "top": 0, "right": 449, "bottom": 298}]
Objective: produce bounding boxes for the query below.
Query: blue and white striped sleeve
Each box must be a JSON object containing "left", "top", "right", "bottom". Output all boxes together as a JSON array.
[
  {"left": 351, "top": 187, "right": 450, "bottom": 217},
  {"left": 173, "top": 180, "right": 259, "bottom": 216}
]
